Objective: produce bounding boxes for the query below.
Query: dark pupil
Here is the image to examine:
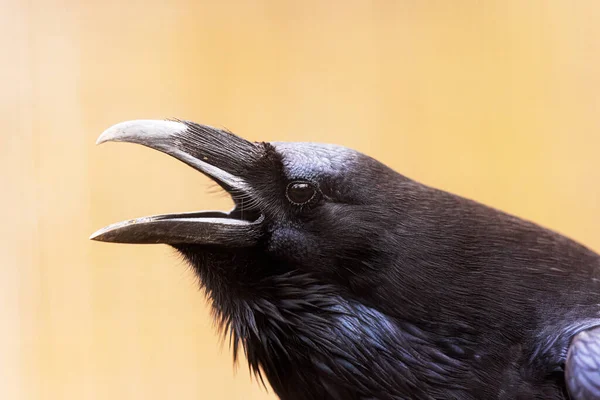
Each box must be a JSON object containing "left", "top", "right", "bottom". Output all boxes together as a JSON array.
[{"left": 288, "top": 182, "right": 315, "bottom": 204}]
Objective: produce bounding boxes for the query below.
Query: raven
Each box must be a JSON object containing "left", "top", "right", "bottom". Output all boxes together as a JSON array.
[{"left": 91, "top": 119, "right": 600, "bottom": 400}]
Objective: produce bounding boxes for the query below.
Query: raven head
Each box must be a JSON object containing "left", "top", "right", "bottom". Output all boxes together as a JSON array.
[
  {"left": 91, "top": 119, "right": 431, "bottom": 397},
  {"left": 91, "top": 120, "right": 404, "bottom": 297}
]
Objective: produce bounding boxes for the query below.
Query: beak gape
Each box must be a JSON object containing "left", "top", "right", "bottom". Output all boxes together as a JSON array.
[{"left": 90, "top": 120, "right": 264, "bottom": 247}]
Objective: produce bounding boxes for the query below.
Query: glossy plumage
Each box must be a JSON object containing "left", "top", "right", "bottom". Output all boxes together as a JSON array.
[{"left": 93, "top": 120, "right": 600, "bottom": 399}]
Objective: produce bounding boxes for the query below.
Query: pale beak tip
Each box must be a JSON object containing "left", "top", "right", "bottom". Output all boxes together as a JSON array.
[
  {"left": 95, "top": 125, "right": 119, "bottom": 145},
  {"left": 89, "top": 229, "right": 105, "bottom": 241},
  {"left": 95, "top": 120, "right": 188, "bottom": 146},
  {"left": 95, "top": 134, "right": 109, "bottom": 145},
  {"left": 95, "top": 121, "right": 130, "bottom": 145}
]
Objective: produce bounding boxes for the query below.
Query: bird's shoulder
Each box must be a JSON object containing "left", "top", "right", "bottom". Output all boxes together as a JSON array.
[{"left": 566, "top": 324, "right": 600, "bottom": 400}]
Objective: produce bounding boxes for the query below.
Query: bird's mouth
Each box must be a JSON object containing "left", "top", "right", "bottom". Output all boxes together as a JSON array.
[{"left": 89, "top": 120, "right": 265, "bottom": 247}]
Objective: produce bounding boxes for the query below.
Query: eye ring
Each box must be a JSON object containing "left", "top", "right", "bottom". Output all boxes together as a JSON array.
[{"left": 285, "top": 181, "right": 319, "bottom": 206}]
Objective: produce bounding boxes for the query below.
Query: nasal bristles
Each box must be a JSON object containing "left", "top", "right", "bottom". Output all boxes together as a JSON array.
[{"left": 171, "top": 119, "right": 265, "bottom": 176}]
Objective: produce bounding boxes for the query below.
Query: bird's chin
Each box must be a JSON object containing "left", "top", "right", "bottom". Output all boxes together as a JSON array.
[{"left": 89, "top": 119, "right": 266, "bottom": 248}]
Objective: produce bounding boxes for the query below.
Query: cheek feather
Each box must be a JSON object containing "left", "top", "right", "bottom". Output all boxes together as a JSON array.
[{"left": 268, "top": 227, "right": 318, "bottom": 265}]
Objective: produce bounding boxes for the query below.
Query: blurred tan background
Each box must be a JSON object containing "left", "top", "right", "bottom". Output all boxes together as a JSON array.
[{"left": 2, "top": 0, "right": 600, "bottom": 399}]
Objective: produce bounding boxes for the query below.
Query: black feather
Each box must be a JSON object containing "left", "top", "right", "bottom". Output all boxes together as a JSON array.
[{"left": 120, "top": 124, "right": 600, "bottom": 399}]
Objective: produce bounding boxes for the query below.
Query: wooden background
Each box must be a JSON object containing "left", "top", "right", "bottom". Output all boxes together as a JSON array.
[{"left": 3, "top": 1, "right": 600, "bottom": 399}]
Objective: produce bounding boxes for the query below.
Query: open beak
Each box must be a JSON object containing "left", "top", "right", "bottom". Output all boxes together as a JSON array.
[{"left": 89, "top": 120, "right": 264, "bottom": 247}]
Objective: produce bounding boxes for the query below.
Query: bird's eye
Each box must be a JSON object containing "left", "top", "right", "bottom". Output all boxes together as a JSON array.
[{"left": 286, "top": 181, "right": 318, "bottom": 205}]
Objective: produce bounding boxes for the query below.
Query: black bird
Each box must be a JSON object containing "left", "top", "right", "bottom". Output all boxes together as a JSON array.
[{"left": 91, "top": 119, "right": 600, "bottom": 400}]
